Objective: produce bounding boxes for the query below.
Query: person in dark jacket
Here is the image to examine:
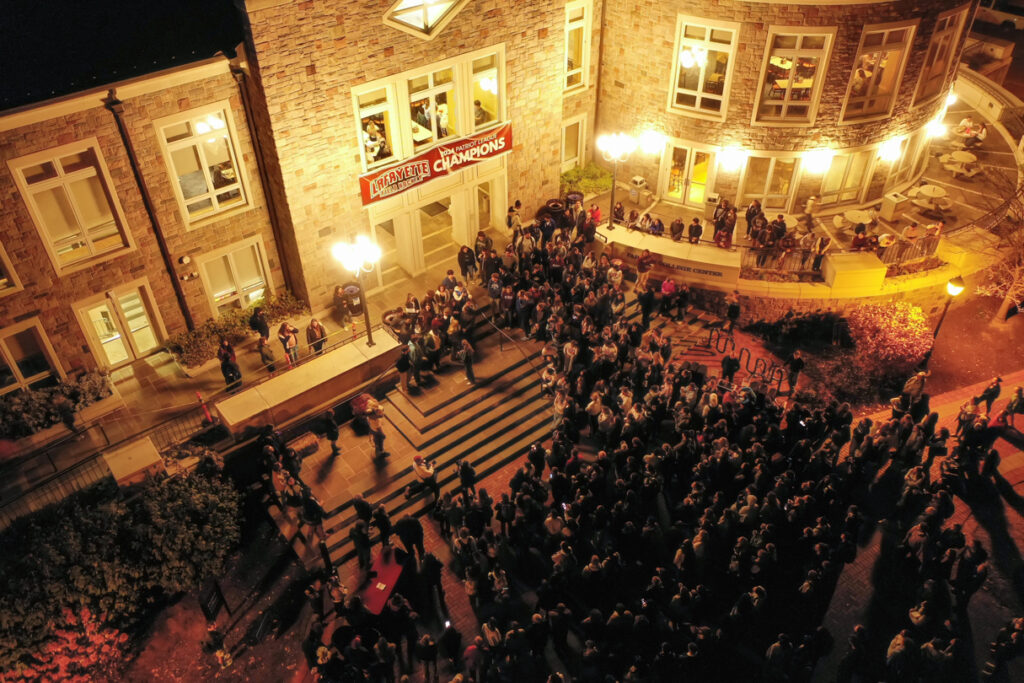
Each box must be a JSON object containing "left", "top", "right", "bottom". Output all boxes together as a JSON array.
[
  {"left": 249, "top": 307, "right": 270, "bottom": 339},
  {"left": 457, "top": 245, "right": 478, "bottom": 281},
  {"left": 394, "top": 515, "right": 425, "bottom": 561},
  {"left": 323, "top": 410, "right": 340, "bottom": 455},
  {"left": 688, "top": 217, "right": 703, "bottom": 244}
]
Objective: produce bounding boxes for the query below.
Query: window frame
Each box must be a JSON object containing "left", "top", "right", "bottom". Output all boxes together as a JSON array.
[
  {"left": 383, "top": 0, "right": 471, "bottom": 41},
  {"left": 561, "top": 113, "right": 587, "bottom": 173},
  {"left": 913, "top": 6, "right": 969, "bottom": 106},
  {"left": 153, "top": 101, "right": 251, "bottom": 229},
  {"left": 667, "top": 15, "right": 741, "bottom": 122},
  {"left": 564, "top": 0, "right": 593, "bottom": 94},
  {"left": 7, "top": 137, "right": 135, "bottom": 276},
  {"left": 738, "top": 154, "right": 801, "bottom": 214},
  {"left": 351, "top": 45, "right": 507, "bottom": 174},
  {"left": 818, "top": 150, "right": 875, "bottom": 206},
  {"left": 0, "top": 241, "right": 23, "bottom": 298},
  {"left": 408, "top": 68, "right": 459, "bottom": 152},
  {"left": 840, "top": 20, "right": 918, "bottom": 124},
  {"left": 196, "top": 236, "right": 274, "bottom": 318},
  {"left": 0, "top": 317, "right": 65, "bottom": 397},
  {"left": 752, "top": 27, "right": 837, "bottom": 127}
]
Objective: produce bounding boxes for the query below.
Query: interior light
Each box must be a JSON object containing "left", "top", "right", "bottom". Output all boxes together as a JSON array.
[
  {"left": 878, "top": 137, "right": 904, "bottom": 163},
  {"left": 207, "top": 115, "right": 226, "bottom": 130},
  {"left": 718, "top": 147, "right": 748, "bottom": 173},
  {"left": 679, "top": 48, "right": 708, "bottom": 70},
  {"left": 638, "top": 130, "right": 666, "bottom": 155},
  {"left": 802, "top": 148, "right": 835, "bottom": 174},
  {"left": 195, "top": 121, "right": 211, "bottom": 135}
]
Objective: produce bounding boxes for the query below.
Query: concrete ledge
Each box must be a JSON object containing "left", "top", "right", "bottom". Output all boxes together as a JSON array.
[
  {"left": 215, "top": 334, "right": 402, "bottom": 437},
  {"left": 102, "top": 436, "right": 164, "bottom": 487},
  {"left": 598, "top": 227, "right": 740, "bottom": 291}
]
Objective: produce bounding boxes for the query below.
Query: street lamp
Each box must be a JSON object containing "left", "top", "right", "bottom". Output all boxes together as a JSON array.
[
  {"left": 331, "top": 235, "right": 382, "bottom": 347},
  {"left": 924, "top": 275, "right": 965, "bottom": 367},
  {"left": 596, "top": 133, "right": 637, "bottom": 230}
]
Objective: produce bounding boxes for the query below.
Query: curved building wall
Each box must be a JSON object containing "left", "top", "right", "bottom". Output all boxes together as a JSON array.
[{"left": 597, "top": 0, "right": 978, "bottom": 213}]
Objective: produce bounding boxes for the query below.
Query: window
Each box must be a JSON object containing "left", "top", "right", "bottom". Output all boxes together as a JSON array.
[
  {"left": 472, "top": 54, "right": 501, "bottom": 131},
  {"left": 819, "top": 151, "right": 872, "bottom": 206},
  {"left": 0, "top": 319, "right": 62, "bottom": 397},
  {"left": 740, "top": 156, "right": 797, "bottom": 211},
  {"left": 914, "top": 9, "right": 967, "bottom": 104},
  {"left": 0, "top": 242, "right": 22, "bottom": 297},
  {"left": 670, "top": 18, "right": 739, "bottom": 118},
  {"left": 888, "top": 130, "right": 926, "bottom": 188},
  {"left": 359, "top": 88, "right": 398, "bottom": 170},
  {"left": 756, "top": 31, "right": 833, "bottom": 123},
  {"left": 409, "top": 68, "right": 458, "bottom": 150},
  {"left": 156, "top": 104, "right": 247, "bottom": 225},
  {"left": 199, "top": 239, "right": 272, "bottom": 316},
  {"left": 565, "top": 0, "right": 592, "bottom": 92},
  {"left": 843, "top": 25, "right": 915, "bottom": 121},
  {"left": 384, "top": 0, "right": 469, "bottom": 40},
  {"left": 8, "top": 139, "right": 131, "bottom": 273},
  {"left": 561, "top": 115, "right": 586, "bottom": 172}
]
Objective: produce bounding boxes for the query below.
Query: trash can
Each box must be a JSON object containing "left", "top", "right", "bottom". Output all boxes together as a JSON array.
[
  {"left": 879, "top": 191, "right": 909, "bottom": 221},
  {"left": 344, "top": 283, "right": 364, "bottom": 315},
  {"left": 704, "top": 192, "right": 721, "bottom": 220},
  {"left": 565, "top": 191, "right": 584, "bottom": 208},
  {"left": 630, "top": 176, "right": 647, "bottom": 203}
]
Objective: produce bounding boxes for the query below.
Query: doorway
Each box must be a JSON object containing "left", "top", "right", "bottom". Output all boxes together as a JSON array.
[
  {"left": 418, "top": 197, "right": 456, "bottom": 272},
  {"left": 79, "top": 286, "right": 161, "bottom": 369},
  {"left": 476, "top": 182, "right": 491, "bottom": 231},
  {"left": 662, "top": 145, "right": 713, "bottom": 209}
]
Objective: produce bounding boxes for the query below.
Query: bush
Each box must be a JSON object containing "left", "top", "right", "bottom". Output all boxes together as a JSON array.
[
  {"left": 846, "top": 301, "right": 931, "bottom": 378},
  {"left": 0, "top": 470, "right": 241, "bottom": 674},
  {"left": 745, "top": 311, "right": 846, "bottom": 354},
  {"left": 0, "top": 371, "right": 113, "bottom": 439},
  {"left": 560, "top": 162, "right": 613, "bottom": 197},
  {"left": 4, "top": 608, "right": 129, "bottom": 683},
  {"left": 165, "top": 290, "right": 308, "bottom": 368}
]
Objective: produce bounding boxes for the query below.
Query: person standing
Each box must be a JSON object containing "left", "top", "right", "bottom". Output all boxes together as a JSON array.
[
  {"left": 638, "top": 283, "right": 656, "bottom": 329},
  {"left": 367, "top": 403, "right": 389, "bottom": 459},
  {"left": 278, "top": 322, "right": 300, "bottom": 366},
  {"left": 786, "top": 350, "right": 805, "bottom": 393},
  {"left": 725, "top": 291, "right": 741, "bottom": 335},
  {"left": 811, "top": 234, "right": 832, "bottom": 272},
  {"left": 323, "top": 410, "right": 340, "bottom": 456},
  {"left": 333, "top": 286, "right": 354, "bottom": 329},
  {"left": 306, "top": 318, "right": 328, "bottom": 356},
  {"left": 258, "top": 336, "right": 277, "bottom": 376},
  {"left": 635, "top": 249, "right": 655, "bottom": 290},
  {"left": 980, "top": 377, "right": 1003, "bottom": 414},
  {"left": 458, "top": 338, "right": 476, "bottom": 384},
  {"left": 217, "top": 339, "right": 242, "bottom": 393},
  {"left": 745, "top": 199, "right": 762, "bottom": 238},
  {"left": 688, "top": 217, "right": 704, "bottom": 245},
  {"left": 721, "top": 352, "right": 741, "bottom": 385},
  {"left": 349, "top": 520, "right": 372, "bottom": 570},
  {"left": 371, "top": 505, "right": 392, "bottom": 547},
  {"left": 248, "top": 306, "right": 270, "bottom": 339},
  {"left": 410, "top": 455, "right": 440, "bottom": 500},
  {"left": 396, "top": 346, "right": 414, "bottom": 393}
]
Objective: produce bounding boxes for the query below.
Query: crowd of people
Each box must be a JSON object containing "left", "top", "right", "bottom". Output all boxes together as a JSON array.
[{"left": 276, "top": 201, "right": 1023, "bottom": 682}]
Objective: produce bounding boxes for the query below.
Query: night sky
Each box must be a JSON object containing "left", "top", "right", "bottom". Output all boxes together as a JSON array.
[{"left": 0, "top": 0, "right": 244, "bottom": 110}]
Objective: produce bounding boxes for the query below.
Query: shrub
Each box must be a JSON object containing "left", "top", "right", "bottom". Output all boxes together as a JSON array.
[
  {"left": 5, "top": 608, "right": 129, "bottom": 682},
  {"left": 165, "top": 290, "right": 308, "bottom": 368},
  {"left": 0, "top": 470, "right": 240, "bottom": 673},
  {"left": 745, "top": 311, "right": 846, "bottom": 353},
  {"left": 0, "top": 371, "right": 112, "bottom": 439},
  {"left": 560, "top": 162, "right": 613, "bottom": 197},
  {"left": 846, "top": 301, "right": 931, "bottom": 378}
]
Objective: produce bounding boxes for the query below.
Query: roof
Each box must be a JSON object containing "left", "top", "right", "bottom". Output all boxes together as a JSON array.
[{"left": 0, "top": 0, "right": 243, "bottom": 111}]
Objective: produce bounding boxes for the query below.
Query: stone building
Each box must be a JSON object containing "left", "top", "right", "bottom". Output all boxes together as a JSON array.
[{"left": 0, "top": 0, "right": 980, "bottom": 384}]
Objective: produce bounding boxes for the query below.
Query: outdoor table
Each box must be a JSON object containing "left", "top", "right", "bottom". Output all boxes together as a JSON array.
[
  {"left": 949, "top": 150, "right": 976, "bottom": 164},
  {"left": 359, "top": 545, "right": 408, "bottom": 615},
  {"left": 917, "top": 185, "right": 947, "bottom": 199},
  {"left": 843, "top": 209, "right": 873, "bottom": 225}
]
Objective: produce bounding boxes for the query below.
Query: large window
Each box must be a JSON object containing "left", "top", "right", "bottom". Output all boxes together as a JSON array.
[
  {"left": 565, "top": 0, "right": 592, "bottom": 92},
  {"left": 0, "top": 319, "right": 62, "bottom": 397},
  {"left": 756, "top": 31, "right": 833, "bottom": 124},
  {"left": 156, "top": 104, "right": 248, "bottom": 226},
  {"left": 199, "top": 239, "right": 272, "bottom": 316},
  {"left": 914, "top": 9, "right": 967, "bottom": 104},
  {"left": 383, "top": 0, "right": 469, "bottom": 40},
  {"left": 819, "top": 151, "right": 873, "bottom": 206},
  {"left": 842, "top": 25, "right": 915, "bottom": 121},
  {"left": 740, "top": 156, "right": 797, "bottom": 211},
  {"left": 8, "top": 139, "right": 131, "bottom": 273},
  {"left": 561, "top": 115, "right": 586, "bottom": 172},
  {"left": 0, "top": 242, "right": 21, "bottom": 297},
  {"left": 670, "top": 17, "right": 739, "bottom": 118},
  {"left": 352, "top": 47, "right": 505, "bottom": 173}
]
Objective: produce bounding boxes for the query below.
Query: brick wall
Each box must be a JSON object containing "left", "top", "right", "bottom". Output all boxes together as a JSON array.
[
  {"left": 242, "top": 0, "right": 567, "bottom": 310},
  {"left": 0, "top": 69, "right": 280, "bottom": 373}
]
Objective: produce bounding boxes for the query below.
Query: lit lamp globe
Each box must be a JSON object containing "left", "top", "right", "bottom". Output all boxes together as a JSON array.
[{"left": 946, "top": 276, "right": 965, "bottom": 297}]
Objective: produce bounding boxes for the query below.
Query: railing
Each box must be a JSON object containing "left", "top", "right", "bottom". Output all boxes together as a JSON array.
[
  {"left": 877, "top": 236, "right": 941, "bottom": 266},
  {"left": 702, "top": 328, "right": 786, "bottom": 394},
  {"left": 0, "top": 452, "right": 112, "bottom": 529}
]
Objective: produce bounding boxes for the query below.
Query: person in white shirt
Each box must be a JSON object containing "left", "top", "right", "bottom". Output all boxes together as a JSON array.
[{"left": 957, "top": 116, "right": 974, "bottom": 136}]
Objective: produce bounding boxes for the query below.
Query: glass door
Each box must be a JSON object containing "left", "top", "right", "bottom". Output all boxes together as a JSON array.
[
  {"left": 740, "top": 156, "right": 797, "bottom": 211},
  {"left": 417, "top": 197, "right": 456, "bottom": 272},
  {"left": 84, "top": 301, "right": 131, "bottom": 368},
  {"left": 80, "top": 286, "right": 161, "bottom": 369},
  {"left": 664, "top": 146, "right": 713, "bottom": 209},
  {"left": 477, "top": 182, "right": 491, "bottom": 230},
  {"left": 117, "top": 290, "right": 158, "bottom": 357}
]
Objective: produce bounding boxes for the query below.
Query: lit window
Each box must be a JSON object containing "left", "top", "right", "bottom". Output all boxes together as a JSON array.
[
  {"left": 756, "top": 32, "right": 832, "bottom": 123},
  {"left": 472, "top": 54, "right": 501, "bottom": 131},
  {"left": 409, "top": 68, "right": 458, "bottom": 150},
  {"left": 843, "top": 25, "right": 915, "bottom": 121},
  {"left": 157, "top": 105, "right": 248, "bottom": 225},
  {"left": 565, "top": 1, "right": 592, "bottom": 92},
  {"left": 8, "top": 140, "right": 131, "bottom": 272},
  {"left": 0, "top": 319, "right": 62, "bottom": 396},
  {"left": 199, "top": 240, "right": 270, "bottom": 316},
  {"left": 740, "top": 156, "right": 797, "bottom": 211},
  {"left": 384, "top": 0, "right": 468, "bottom": 40},
  {"left": 561, "top": 116, "right": 586, "bottom": 172},
  {"left": 915, "top": 9, "right": 967, "bottom": 104},
  {"left": 670, "top": 18, "right": 739, "bottom": 118},
  {"left": 819, "top": 151, "right": 872, "bottom": 206},
  {"left": 359, "top": 88, "right": 397, "bottom": 169}
]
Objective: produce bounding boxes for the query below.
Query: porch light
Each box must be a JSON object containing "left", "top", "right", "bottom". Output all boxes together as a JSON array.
[
  {"left": 638, "top": 130, "right": 667, "bottom": 155},
  {"left": 718, "top": 147, "right": 748, "bottom": 173},
  {"left": 878, "top": 137, "right": 904, "bottom": 163},
  {"left": 802, "top": 148, "right": 835, "bottom": 174}
]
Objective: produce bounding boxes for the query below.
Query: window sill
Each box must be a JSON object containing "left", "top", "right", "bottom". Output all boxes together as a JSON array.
[
  {"left": 666, "top": 106, "right": 726, "bottom": 123},
  {"left": 52, "top": 246, "right": 135, "bottom": 278},
  {"left": 0, "top": 284, "right": 24, "bottom": 299},
  {"left": 751, "top": 118, "right": 814, "bottom": 128},
  {"left": 563, "top": 84, "right": 589, "bottom": 97},
  {"left": 183, "top": 202, "right": 255, "bottom": 232},
  {"left": 838, "top": 110, "right": 896, "bottom": 126}
]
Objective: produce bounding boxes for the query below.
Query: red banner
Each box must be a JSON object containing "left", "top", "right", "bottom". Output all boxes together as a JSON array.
[{"left": 359, "top": 123, "right": 513, "bottom": 206}]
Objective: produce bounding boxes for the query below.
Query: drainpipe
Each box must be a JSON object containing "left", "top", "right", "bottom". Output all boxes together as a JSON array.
[
  {"left": 593, "top": 0, "right": 609, "bottom": 144},
  {"left": 104, "top": 91, "right": 195, "bottom": 331},
  {"left": 229, "top": 62, "right": 297, "bottom": 294}
]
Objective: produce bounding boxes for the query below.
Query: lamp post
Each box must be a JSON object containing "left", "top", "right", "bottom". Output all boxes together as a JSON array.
[
  {"left": 924, "top": 275, "right": 965, "bottom": 367},
  {"left": 596, "top": 133, "right": 637, "bottom": 230},
  {"left": 331, "top": 235, "right": 382, "bottom": 347}
]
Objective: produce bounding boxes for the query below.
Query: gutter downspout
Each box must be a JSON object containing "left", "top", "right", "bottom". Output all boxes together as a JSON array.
[
  {"left": 593, "top": 0, "right": 609, "bottom": 141},
  {"left": 104, "top": 91, "right": 195, "bottom": 331}
]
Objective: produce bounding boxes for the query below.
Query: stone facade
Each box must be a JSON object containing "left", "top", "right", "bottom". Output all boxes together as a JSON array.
[
  {"left": 242, "top": 0, "right": 568, "bottom": 309},
  {"left": 0, "top": 62, "right": 281, "bottom": 375}
]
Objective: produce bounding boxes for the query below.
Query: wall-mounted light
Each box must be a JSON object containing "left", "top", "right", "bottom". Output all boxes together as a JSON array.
[
  {"left": 945, "top": 91, "right": 958, "bottom": 107},
  {"left": 638, "top": 130, "right": 667, "bottom": 155},
  {"left": 802, "top": 148, "right": 835, "bottom": 174},
  {"left": 717, "top": 146, "right": 748, "bottom": 173},
  {"left": 878, "top": 137, "right": 904, "bottom": 163},
  {"left": 925, "top": 117, "right": 947, "bottom": 138},
  {"left": 679, "top": 47, "right": 708, "bottom": 70}
]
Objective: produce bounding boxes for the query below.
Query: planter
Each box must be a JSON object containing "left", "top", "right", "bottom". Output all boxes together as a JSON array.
[
  {"left": 173, "top": 355, "right": 222, "bottom": 379},
  {"left": 78, "top": 388, "right": 125, "bottom": 424}
]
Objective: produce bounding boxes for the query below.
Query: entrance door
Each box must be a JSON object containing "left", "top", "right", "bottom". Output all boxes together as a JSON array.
[
  {"left": 80, "top": 287, "right": 160, "bottom": 368},
  {"left": 739, "top": 156, "right": 798, "bottom": 212},
  {"left": 476, "top": 182, "right": 491, "bottom": 231},
  {"left": 663, "top": 145, "right": 713, "bottom": 209},
  {"left": 417, "top": 197, "right": 456, "bottom": 272}
]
